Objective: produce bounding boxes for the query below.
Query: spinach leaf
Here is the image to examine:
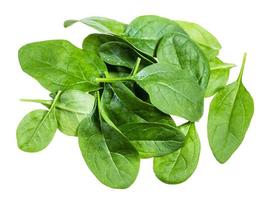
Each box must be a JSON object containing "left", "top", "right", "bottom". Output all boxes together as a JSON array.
[
  {"left": 55, "top": 90, "right": 95, "bottom": 136},
  {"left": 123, "top": 15, "right": 186, "bottom": 56},
  {"left": 156, "top": 32, "right": 210, "bottom": 89},
  {"left": 153, "top": 122, "right": 200, "bottom": 184},
  {"left": 18, "top": 40, "right": 105, "bottom": 92},
  {"left": 16, "top": 91, "right": 61, "bottom": 152},
  {"left": 64, "top": 16, "right": 126, "bottom": 35},
  {"left": 119, "top": 122, "right": 184, "bottom": 158},
  {"left": 208, "top": 54, "right": 254, "bottom": 163},
  {"left": 101, "top": 83, "right": 175, "bottom": 126},
  {"left": 205, "top": 58, "right": 234, "bottom": 97},
  {"left": 82, "top": 33, "right": 121, "bottom": 53},
  {"left": 78, "top": 102, "right": 140, "bottom": 189},
  {"left": 134, "top": 63, "right": 204, "bottom": 121},
  {"left": 99, "top": 41, "right": 151, "bottom": 69},
  {"left": 176, "top": 21, "right": 221, "bottom": 59}
]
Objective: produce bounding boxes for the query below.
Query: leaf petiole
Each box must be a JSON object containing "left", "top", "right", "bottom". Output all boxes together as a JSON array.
[{"left": 95, "top": 76, "right": 133, "bottom": 83}]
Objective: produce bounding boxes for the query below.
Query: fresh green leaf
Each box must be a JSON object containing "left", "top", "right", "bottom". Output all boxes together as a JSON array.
[
  {"left": 205, "top": 58, "right": 235, "bottom": 97},
  {"left": 18, "top": 40, "right": 105, "bottom": 92},
  {"left": 123, "top": 15, "right": 186, "bottom": 56},
  {"left": 156, "top": 32, "right": 210, "bottom": 89},
  {"left": 153, "top": 122, "right": 200, "bottom": 184},
  {"left": 134, "top": 63, "right": 204, "bottom": 121},
  {"left": 16, "top": 92, "right": 61, "bottom": 152},
  {"left": 101, "top": 83, "right": 175, "bottom": 126},
  {"left": 119, "top": 122, "right": 184, "bottom": 158},
  {"left": 64, "top": 16, "right": 126, "bottom": 35},
  {"left": 16, "top": 109, "right": 57, "bottom": 152},
  {"left": 176, "top": 21, "right": 221, "bottom": 59},
  {"left": 99, "top": 41, "right": 151, "bottom": 69},
  {"left": 208, "top": 54, "right": 254, "bottom": 163},
  {"left": 55, "top": 90, "right": 95, "bottom": 136},
  {"left": 78, "top": 103, "right": 140, "bottom": 189}
]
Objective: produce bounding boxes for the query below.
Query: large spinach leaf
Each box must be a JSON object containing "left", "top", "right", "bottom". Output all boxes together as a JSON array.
[
  {"left": 78, "top": 103, "right": 140, "bottom": 189},
  {"left": 134, "top": 63, "right": 204, "bottom": 121},
  {"left": 19, "top": 40, "right": 105, "bottom": 92},
  {"left": 208, "top": 54, "right": 254, "bottom": 163},
  {"left": 153, "top": 122, "right": 200, "bottom": 184},
  {"left": 156, "top": 32, "right": 210, "bottom": 89}
]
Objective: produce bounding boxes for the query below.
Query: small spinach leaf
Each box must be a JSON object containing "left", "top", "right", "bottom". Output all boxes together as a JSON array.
[
  {"left": 153, "top": 122, "right": 200, "bottom": 184},
  {"left": 18, "top": 40, "right": 105, "bottom": 92},
  {"left": 55, "top": 90, "right": 95, "bottom": 136},
  {"left": 156, "top": 32, "right": 210, "bottom": 89},
  {"left": 119, "top": 122, "right": 184, "bottom": 158},
  {"left": 78, "top": 103, "right": 140, "bottom": 189},
  {"left": 134, "top": 63, "right": 204, "bottom": 121},
  {"left": 176, "top": 21, "right": 221, "bottom": 59},
  {"left": 16, "top": 92, "right": 61, "bottom": 152},
  {"left": 205, "top": 58, "right": 234, "bottom": 97},
  {"left": 208, "top": 54, "right": 254, "bottom": 163},
  {"left": 64, "top": 16, "right": 126, "bottom": 35},
  {"left": 99, "top": 41, "right": 152, "bottom": 69}
]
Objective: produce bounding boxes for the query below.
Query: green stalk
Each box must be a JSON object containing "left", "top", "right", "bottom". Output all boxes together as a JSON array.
[
  {"left": 96, "top": 76, "right": 133, "bottom": 83},
  {"left": 238, "top": 53, "right": 247, "bottom": 83}
]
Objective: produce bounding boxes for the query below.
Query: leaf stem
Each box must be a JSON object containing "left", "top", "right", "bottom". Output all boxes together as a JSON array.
[
  {"left": 48, "top": 91, "right": 62, "bottom": 111},
  {"left": 132, "top": 57, "right": 141, "bottom": 76},
  {"left": 238, "top": 53, "right": 247, "bottom": 83},
  {"left": 20, "top": 99, "right": 52, "bottom": 106},
  {"left": 96, "top": 76, "right": 132, "bottom": 83}
]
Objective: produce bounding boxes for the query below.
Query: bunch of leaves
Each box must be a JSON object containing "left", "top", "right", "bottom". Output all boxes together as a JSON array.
[{"left": 17, "top": 15, "right": 254, "bottom": 188}]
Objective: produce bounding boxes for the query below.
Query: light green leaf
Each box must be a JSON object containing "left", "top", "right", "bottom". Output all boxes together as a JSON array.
[
  {"left": 176, "top": 20, "right": 221, "bottom": 59},
  {"left": 64, "top": 16, "right": 126, "bottom": 35},
  {"left": 153, "top": 122, "right": 200, "bottom": 184},
  {"left": 205, "top": 58, "right": 235, "bottom": 97},
  {"left": 208, "top": 54, "right": 254, "bottom": 163},
  {"left": 16, "top": 109, "right": 57, "bottom": 152}
]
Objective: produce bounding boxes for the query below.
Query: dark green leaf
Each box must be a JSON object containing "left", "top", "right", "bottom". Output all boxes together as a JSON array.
[
  {"left": 99, "top": 41, "right": 152, "bottom": 69},
  {"left": 156, "top": 32, "right": 210, "bottom": 89},
  {"left": 153, "top": 122, "right": 200, "bottom": 184},
  {"left": 101, "top": 83, "right": 175, "bottom": 126},
  {"left": 208, "top": 55, "right": 254, "bottom": 163},
  {"left": 18, "top": 40, "right": 105, "bottom": 92},
  {"left": 134, "top": 63, "right": 204, "bottom": 121},
  {"left": 119, "top": 122, "right": 184, "bottom": 158},
  {"left": 78, "top": 104, "right": 140, "bottom": 189},
  {"left": 64, "top": 16, "right": 126, "bottom": 35}
]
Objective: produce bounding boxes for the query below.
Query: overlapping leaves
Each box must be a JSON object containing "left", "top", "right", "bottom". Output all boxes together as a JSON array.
[{"left": 17, "top": 15, "right": 254, "bottom": 189}]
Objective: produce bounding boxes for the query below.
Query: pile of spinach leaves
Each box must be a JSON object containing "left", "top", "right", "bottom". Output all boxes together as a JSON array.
[{"left": 17, "top": 15, "right": 254, "bottom": 188}]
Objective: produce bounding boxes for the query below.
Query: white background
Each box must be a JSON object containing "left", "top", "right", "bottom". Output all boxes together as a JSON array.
[{"left": 0, "top": 0, "right": 271, "bottom": 199}]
